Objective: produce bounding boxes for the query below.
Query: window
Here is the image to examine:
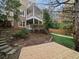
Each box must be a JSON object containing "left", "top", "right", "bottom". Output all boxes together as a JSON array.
[
  {"left": 20, "top": 21, "right": 23, "bottom": 26},
  {"left": 27, "top": 9, "right": 31, "bottom": 15},
  {"left": 19, "top": 21, "right": 25, "bottom": 27},
  {"left": 35, "top": 19, "right": 38, "bottom": 24},
  {"left": 20, "top": 9, "right": 25, "bottom": 16},
  {"left": 23, "top": 22, "right": 25, "bottom": 26},
  {"left": 39, "top": 21, "right": 42, "bottom": 24},
  {"left": 76, "top": 0, "right": 78, "bottom": 3}
]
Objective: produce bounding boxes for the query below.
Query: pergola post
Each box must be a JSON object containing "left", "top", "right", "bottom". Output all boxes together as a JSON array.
[
  {"left": 33, "top": 3, "right": 35, "bottom": 24},
  {"left": 25, "top": 21, "right": 26, "bottom": 28},
  {"left": 33, "top": 18, "right": 35, "bottom": 24},
  {"left": 38, "top": 21, "right": 40, "bottom": 25}
]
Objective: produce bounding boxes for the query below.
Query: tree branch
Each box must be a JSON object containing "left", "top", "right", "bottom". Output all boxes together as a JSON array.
[
  {"left": 58, "top": 0, "right": 70, "bottom": 4},
  {"left": 36, "top": 0, "right": 74, "bottom": 7}
]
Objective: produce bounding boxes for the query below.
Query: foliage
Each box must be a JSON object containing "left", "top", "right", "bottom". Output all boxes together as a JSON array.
[
  {"left": 0, "top": 14, "right": 12, "bottom": 27},
  {"left": 48, "top": 22, "right": 60, "bottom": 29},
  {"left": 43, "top": 9, "right": 52, "bottom": 30},
  {"left": 5, "top": 0, "right": 21, "bottom": 20},
  {"left": 13, "top": 28, "right": 30, "bottom": 39},
  {"left": 52, "top": 21, "right": 60, "bottom": 29},
  {"left": 0, "top": 0, "right": 21, "bottom": 28},
  {"left": 0, "top": 14, "right": 7, "bottom": 21},
  {"left": 52, "top": 34, "right": 75, "bottom": 49}
]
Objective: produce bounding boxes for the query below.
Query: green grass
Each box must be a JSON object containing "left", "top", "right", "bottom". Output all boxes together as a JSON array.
[{"left": 52, "top": 34, "right": 75, "bottom": 49}]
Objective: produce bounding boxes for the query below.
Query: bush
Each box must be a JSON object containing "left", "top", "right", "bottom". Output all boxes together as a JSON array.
[
  {"left": 13, "top": 28, "right": 30, "bottom": 39},
  {"left": 21, "top": 28, "right": 30, "bottom": 34},
  {"left": 48, "top": 22, "right": 60, "bottom": 29}
]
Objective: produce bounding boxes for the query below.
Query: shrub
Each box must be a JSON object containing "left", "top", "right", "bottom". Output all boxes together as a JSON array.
[
  {"left": 48, "top": 22, "right": 60, "bottom": 29},
  {"left": 13, "top": 28, "right": 30, "bottom": 39},
  {"left": 21, "top": 28, "right": 30, "bottom": 34}
]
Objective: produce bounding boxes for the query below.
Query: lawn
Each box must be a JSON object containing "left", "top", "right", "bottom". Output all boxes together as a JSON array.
[{"left": 51, "top": 33, "right": 75, "bottom": 49}]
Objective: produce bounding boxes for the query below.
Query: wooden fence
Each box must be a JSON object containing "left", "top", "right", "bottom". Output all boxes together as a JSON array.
[{"left": 49, "top": 29, "right": 65, "bottom": 35}]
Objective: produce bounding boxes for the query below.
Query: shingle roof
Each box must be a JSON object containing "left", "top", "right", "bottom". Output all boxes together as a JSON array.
[{"left": 19, "top": 42, "right": 79, "bottom": 59}]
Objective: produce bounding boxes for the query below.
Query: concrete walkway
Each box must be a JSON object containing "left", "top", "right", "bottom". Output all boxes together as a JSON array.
[{"left": 19, "top": 42, "right": 79, "bottom": 59}]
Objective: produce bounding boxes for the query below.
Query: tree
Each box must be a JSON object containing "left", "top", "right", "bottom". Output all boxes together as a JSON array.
[
  {"left": 0, "top": 0, "right": 5, "bottom": 13},
  {"left": 0, "top": 0, "right": 21, "bottom": 28},
  {"left": 62, "top": 5, "right": 74, "bottom": 36},
  {"left": 0, "top": 0, "right": 6, "bottom": 20},
  {"left": 0, "top": 0, "right": 8, "bottom": 27},
  {"left": 43, "top": 9, "right": 52, "bottom": 31},
  {"left": 48, "top": 0, "right": 79, "bottom": 52},
  {"left": 74, "top": 0, "right": 79, "bottom": 51},
  {"left": 5, "top": 0, "right": 21, "bottom": 28}
]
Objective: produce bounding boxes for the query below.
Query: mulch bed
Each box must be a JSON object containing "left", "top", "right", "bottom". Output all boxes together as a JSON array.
[{"left": 12, "top": 32, "right": 51, "bottom": 47}]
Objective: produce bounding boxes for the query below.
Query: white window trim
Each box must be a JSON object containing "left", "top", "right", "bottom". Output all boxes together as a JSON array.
[
  {"left": 20, "top": 9, "right": 26, "bottom": 17},
  {"left": 18, "top": 20, "right": 26, "bottom": 28}
]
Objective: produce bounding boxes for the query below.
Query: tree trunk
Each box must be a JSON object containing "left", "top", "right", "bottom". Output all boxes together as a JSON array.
[
  {"left": 13, "top": 20, "right": 19, "bottom": 30},
  {"left": 75, "top": 0, "right": 79, "bottom": 51}
]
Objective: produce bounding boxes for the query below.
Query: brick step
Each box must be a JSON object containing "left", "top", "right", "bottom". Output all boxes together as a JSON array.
[{"left": 1, "top": 47, "right": 12, "bottom": 53}]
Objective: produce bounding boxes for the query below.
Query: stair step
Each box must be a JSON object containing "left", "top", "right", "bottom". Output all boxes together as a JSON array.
[
  {"left": 0, "top": 43, "right": 7, "bottom": 46},
  {"left": 0, "top": 45, "right": 9, "bottom": 50},
  {"left": 0, "top": 40, "right": 6, "bottom": 42},
  {"left": 1, "top": 47, "right": 12, "bottom": 53},
  {"left": 0, "top": 34, "right": 6, "bottom": 36},
  {"left": 0, "top": 38, "right": 6, "bottom": 41},
  {"left": 7, "top": 47, "right": 18, "bottom": 54}
]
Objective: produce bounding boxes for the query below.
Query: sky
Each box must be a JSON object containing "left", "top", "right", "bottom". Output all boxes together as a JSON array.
[
  {"left": 35, "top": 0, "right": 65, "bottom": 11},
  {"left": 34, "top": 0, "right": 75, "bottom": 20},
  {"left": 34, "top": 0, "right": 64, "bottom": 20},
  {"left": 35, "top": 0, "right": 49, "bottom": 9},
  {"left": 35, "top": 0, "right": 74, "bottom": 11}
]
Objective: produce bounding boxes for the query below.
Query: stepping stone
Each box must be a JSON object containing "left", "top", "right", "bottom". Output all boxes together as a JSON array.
[
  {"left": 0, "top": 38, "right": 6, "bottom": 41},
  {"left": 0, "top": 41, "right": 6, "bottom": 43},
  {"left": 1, "top": 47, "right": 12, "bottom": 53},
  {"left": 7, "top": 47, "right": 19, "bottom": 54},
  {"left": 0, "top": 43, "right": 7, "bottom": 46},
  {"left": 0, "top": 45, "right": 9, "bottom": 50}
]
